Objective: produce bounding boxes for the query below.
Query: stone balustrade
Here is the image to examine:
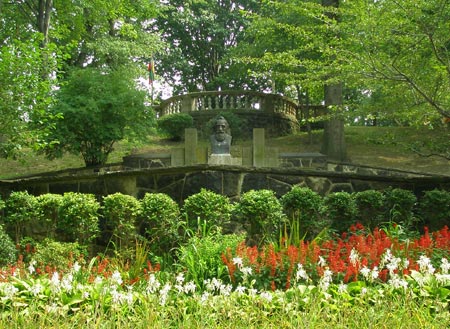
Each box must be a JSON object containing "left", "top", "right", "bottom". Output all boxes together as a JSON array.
[{"left": 155, "top": 90, "right": 298, "bottom": 119}]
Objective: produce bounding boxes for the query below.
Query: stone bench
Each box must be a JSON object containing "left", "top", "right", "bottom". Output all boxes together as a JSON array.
[
  {"left": 279, "top": 152, "right": 327, "bottom": 168},
  {"left": 123, "top": 153, "right": 171, "bottom": 169}
]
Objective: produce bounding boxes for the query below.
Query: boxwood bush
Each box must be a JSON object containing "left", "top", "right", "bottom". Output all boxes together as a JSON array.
[{"left": 157, "top": 113, "right": 193, "bottom": 141}]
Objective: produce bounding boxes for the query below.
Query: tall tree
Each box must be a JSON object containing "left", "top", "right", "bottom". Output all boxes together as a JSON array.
[
  {"left": 340, "top": 0, "right": 450, "bottom": 123},
  {"left": 321, "top": 0, "right": 347, "bottom": 161},
  {"left": 154, "top": 0, "right": 260, "bottom": 93},
  {"left": 0, "top": 0, "right": 163, "bottom": 158}
]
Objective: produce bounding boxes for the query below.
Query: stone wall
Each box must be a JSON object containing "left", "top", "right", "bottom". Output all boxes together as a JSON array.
[{"left": 2, "top": 165, "right": 449, "bottom": 204}]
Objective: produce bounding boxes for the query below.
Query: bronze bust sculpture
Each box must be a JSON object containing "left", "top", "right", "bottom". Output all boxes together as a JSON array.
[{"left": 210, "top": 116, "right": 232, "bottom": 154}]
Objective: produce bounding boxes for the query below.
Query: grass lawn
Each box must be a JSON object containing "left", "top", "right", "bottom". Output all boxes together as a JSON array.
[{"left": 0, "top": 126, "right": 448, "bottom": 179}]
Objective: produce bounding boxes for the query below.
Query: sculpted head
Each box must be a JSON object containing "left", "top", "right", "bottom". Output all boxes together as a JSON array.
[{"left": 213, "top": 116, "right": 230, "bottom": 142}]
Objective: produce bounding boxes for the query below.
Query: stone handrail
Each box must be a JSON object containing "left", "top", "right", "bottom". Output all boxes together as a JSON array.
[{"left": 154, "top": 90, "right": 298, "bottom": 118}]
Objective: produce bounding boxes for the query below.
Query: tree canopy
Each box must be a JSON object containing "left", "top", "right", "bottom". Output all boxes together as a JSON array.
[{"left": 41, "top": 68, "right": 154, "bottom": 167}]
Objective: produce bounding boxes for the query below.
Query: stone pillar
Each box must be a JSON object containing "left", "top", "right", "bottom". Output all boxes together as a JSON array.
[
  {"left": 184, "top": 128, "right": 198, "bottom": 165},
  {"left": 253, "top": 128, "right": 265, "bottom": 167},
  {"left": 181, "top": 95, "right": 195, "bottom": 112}
]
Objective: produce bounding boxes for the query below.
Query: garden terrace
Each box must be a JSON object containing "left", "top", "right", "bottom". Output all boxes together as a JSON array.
[{"left": 154, "top": 91, "right": 313, "bottom": 137}]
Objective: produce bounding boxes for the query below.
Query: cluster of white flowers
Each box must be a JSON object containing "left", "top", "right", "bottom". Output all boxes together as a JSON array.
[
  {"left": 319, "top": 268, "right": 333, "bottom": 292},
  {"left": 349, "top": 248, "right": 360, "bottom": 266},
  {"left": 174, "top": 273, "right": 196, "bottom": 295},
  {"left": 417, "top": 255, "right": 435, "bottom": 275},
  {"left": 359, "top": 265, "right": 379, "bottom": 282}
]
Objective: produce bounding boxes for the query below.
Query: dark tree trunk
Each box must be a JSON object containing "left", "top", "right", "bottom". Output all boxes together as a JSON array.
[{"left": 321, "top": 0, "right": 347, "bottom": 162}]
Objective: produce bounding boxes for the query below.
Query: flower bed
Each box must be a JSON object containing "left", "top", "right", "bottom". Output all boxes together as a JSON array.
[{"left": 0, "top": 225, "right": 449, "bottom": 326}]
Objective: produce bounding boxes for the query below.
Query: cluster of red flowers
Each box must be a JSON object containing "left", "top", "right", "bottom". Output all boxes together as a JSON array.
[{"left": 221, "top": 224, "right": 450, "bottom": 291}]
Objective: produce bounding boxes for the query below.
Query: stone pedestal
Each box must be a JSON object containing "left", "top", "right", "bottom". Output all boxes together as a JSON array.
[{"left": 208, "top": 154, "right": 242, "bottom": 165}]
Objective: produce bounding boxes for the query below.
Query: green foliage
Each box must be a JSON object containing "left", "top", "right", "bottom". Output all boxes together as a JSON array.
[
  {"left": 181, "top": 189, "right": 233, "bottom": 236},
  {"left": 102, "top": 193, "right": 141, "bottom": 250},
  {"left": 154, "top": 0, "right": 260, "bottom": 92},
  {"left": 41, "top": 67, "right": 155, "bottom": 167},
  {"left": 176, "top": 232, "right": 244, "bottom": 288},
  {"left": 31, "top": 238, "right": 86, "bottom": 272},
  {"left": 418, "top": 189, "right": 450, "bottom": 232},
  {"left": 323, "top": 192, "right": 357, "bottom": 233},
  {"left": 157, "top": 113, "right": 194, "bottom": 141},
  {"left": 354, "top": 190, "right": 385, "bottom": 229},
  {"left": 35, "top": 193, "right": 64, "bottom": 240},
  {"left": 233, "top": 189, "right": 286, "bottom": 246},
  {"left": 280, "top": 186, "right": 326, "bottom": 240},
  {"left": 140, "top": 193, "right": 182, "bottom": 254},
  {"left": 0, "top": 224, "right": 17, "bottom": 266},
  {"left": 58, "top": 192, "right": 100, "bottom": 246},
  {"left": 4, "top": 191, "right": 38, "bottom": 244},
  {"left": 383, "top": 188, "right": 418, "bottom": 228}
]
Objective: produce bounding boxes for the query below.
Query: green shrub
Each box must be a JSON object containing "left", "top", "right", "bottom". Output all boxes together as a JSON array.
[
  {"left": 140, "top": 193, "right": 182, "bottom": 254},
  {"left": 383, "top": 188, "right": 418, "bottom": 228},
  {"left": 323, "top": 192, "right": 357, "bottom": 233},
  {"left": 102, "top": 193, "right": 141, "bottom": 250},
  {"left": 0, "top": 224, "right": 17, "bottom": 266},
  {"left": 233, "top": 189, "right": 286, "bottom": 246},
  {"left": 4, "top": 191, "right": 38, "bottom": 243},
  {"left": 181, "top": 189, "right": 233, "bottom": 236},
  {"left": 157, "top": 113, "right": 193, "bottom": 141},
  {"left": 58, "top": 192, "right": 100, "bottom": 246},
  {"left": 417, "top": 189, "right": 450, "bottom": 232},
  {"left": 177, "top": 232, "right": 244, "bottom": 288},
  {"left": 354, "top": 190, "right": 385, "bottom": 229},
  {"left": 31, "top": 238, "right": 86, "bottom": 272},
  {"left": 35, "top": 193, "right": 64, "bottom": 240},
  {"left": 280, "top": 186, "right": 326, "bottom": 241}
]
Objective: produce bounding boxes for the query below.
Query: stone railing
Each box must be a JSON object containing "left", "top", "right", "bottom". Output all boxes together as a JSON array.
[{"left": 154, "top": 90, "right": 298, "bottom": 118}]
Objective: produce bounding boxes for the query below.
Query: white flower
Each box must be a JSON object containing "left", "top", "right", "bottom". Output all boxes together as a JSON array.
[
  {"left": 371, "top": 267, "right": 379, "bottom": 280},
  {"left": 260, "top": 291, "right": 273, "bottom": 303},
  {"left": 295, "top": 263, "right": 309, "bottom": 281},
  {"left": 349, "top": 248, "right": 359, "bottom": 266},
  {"left": 159, "top": 283, "right": 172, "bottom": 306},
  {"left": 318, "top": 256, "right": 327, "bottom": 267},
  {"left": 232, "top": 257, "right": 243, "bottom": 268},
  {"left": 235, "top": 285, "right": 246, "bottom": 295},
  {"left": 360, "top": 266, "right": 371, "bottom": 280},
  {"left": 28, "top": 260, "right": 36, "bottom": 274},
  {"left": 94, "top": 276, "right": 103, "bottom": 285},
  {"left": 389, "top": 274, "right": 408, "bottom": 289},
  {"left": 184, "top": 281, "right": 196, "bottom": 294},
  {"left": 50, "top": 272, "right": 61, "bottom": 293},
  {"left": 4, "top": 284, "right": 19, "bottom": 298},
  {"left": 111, "top": 270, "right": 123, "bottom": 286},
  {"left": 219, "top": 284, "right": 232, "bottom": 296},
  {"left": 441, "top": 258, "right": 450, "bottom": 274},
  {"left": 61, "top": 273, "right": 74, "bottom": 293},
  {"left": 248, "top": 288, "right": 257, "bottom": 296},
  {"left": 200, "top": 291, "right": 210, "bottom": 303},
  {"left": 30, "top": 283, "right": 43, "bottom": 296},
  {"left": 72, "top": 261, "right": 81, "bottom": 273},
  {"left": 146, "top": 274, "right": 161, "bottom": 294},
  {"left": 241, "top": 266, "right": 252, "bottom": 276},
  {"left": 338, "top": 283, "right": 347, "bottom": 293},
  {"left": 435, "top": 274, "right": 450, "bottom": 285},
  {"left": 417, "top": 255, "right": 435, "bottom": 274},
  {"left": 319, "top": 268, "right": 333, "bottom": 291},
  {"left": 176, "top": 272, "right": 185, "bottom": 285},
  {"left": 361, "top": 287, "right": 368, "bottom": 296}
]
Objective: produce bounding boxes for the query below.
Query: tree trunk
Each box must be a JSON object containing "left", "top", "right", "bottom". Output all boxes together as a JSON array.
[
  {"left": 321, "top": 84, "right": 348, "bottom": 162},
  {"left": 321, "top": 0, "right": 347, "bottom": 162}
]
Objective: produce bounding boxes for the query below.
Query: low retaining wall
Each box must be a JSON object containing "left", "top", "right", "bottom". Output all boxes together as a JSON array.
[{"left": 1, "top": 165, "right": 449, "bottom": 204}]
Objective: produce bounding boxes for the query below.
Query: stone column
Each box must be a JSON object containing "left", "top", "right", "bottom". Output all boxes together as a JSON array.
[
  {"left": 253, "top": 128, "right": 265, "bottom": 167},
  {"left": 184, "top": 128, "right": 198, "bottom": 165}
]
